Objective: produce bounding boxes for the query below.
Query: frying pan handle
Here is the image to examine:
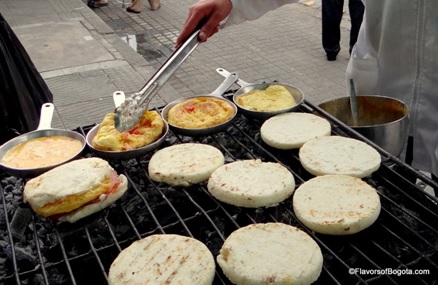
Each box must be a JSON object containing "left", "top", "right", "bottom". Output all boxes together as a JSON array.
[
  {"left": 113, "top": 91, "right": 126, "bottom": 108},
  {"left": 37, "top": 103, "right": 55, "bottom": 130},
  {"left": 210, "top": 72, "right": 239, "bottom": 98},
  {"left": 216, "top": 68, "right": 249, "bottom": 87}
]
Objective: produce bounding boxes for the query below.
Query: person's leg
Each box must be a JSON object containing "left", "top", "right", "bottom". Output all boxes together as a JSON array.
[
  {"left": 322, "top": 0, "right": 344, "bottom": 61},
  {"left": 148, "top": 0, "right": 160, "bottom": 10},
  {"left": 348, "top": 0, "right": 365, "bottom": 54},
  {"left": 87, "top": 0, "right": 108, "bottom": 8},
  {"left": 127, "top": 0, "right": 143, "bottom": 13}
]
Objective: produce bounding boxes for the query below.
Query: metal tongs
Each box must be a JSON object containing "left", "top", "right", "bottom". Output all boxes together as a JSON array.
[{"left": 114, "top": 30, "right": 201, "bottom": 132}]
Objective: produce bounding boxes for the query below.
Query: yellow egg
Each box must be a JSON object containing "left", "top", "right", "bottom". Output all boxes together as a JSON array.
[
  {"left": 92, "top": 111, "right": 164, "bottom": 151},
  {"left": 167, "top": 97, "right": 235, "bottom": 129},
  {"left": 237, "top": 85, "right": 296, "bottom": 112}
]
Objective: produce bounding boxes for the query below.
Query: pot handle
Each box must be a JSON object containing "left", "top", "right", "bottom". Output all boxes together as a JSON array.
[
  {"left": 216, "top": 68, "right": 249, "bottom": 87},
  {"left": 36, "top": 103, "right": 55, "bottom": 130},
  {"left": 210, "top": 72, "right": 239, "bottom": 98},
  {"left": 113, "top": 91, "right": 126, "bottom": 108}
]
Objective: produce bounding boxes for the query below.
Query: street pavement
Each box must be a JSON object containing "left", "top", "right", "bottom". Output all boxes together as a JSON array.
[{"left": 0, "top": 0, "right": 353, "bottom": 130}]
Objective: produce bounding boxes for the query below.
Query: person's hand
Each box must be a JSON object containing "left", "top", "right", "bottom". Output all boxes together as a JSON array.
[{"left": 176, "top": 0, "right": 233, "bottom": 46}]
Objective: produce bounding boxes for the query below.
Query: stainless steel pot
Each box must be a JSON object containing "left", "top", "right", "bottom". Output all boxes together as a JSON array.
[
  {"left": 216, "top": 68, "right": 304, "bottom": 121},
  {"left": 86, "top": 91, "right": 169, "bottom": 160},
  {"left": 161, "top": 72, "right": 239, "bottom": 136},
  {"left": 318, "top": 95, "right": 409, "bottom": 156},
  {"left": 0, "top": 103, "right": 86, "bottom": 178}
]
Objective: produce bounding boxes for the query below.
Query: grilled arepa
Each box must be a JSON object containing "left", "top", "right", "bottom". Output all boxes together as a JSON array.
[
  {"left": 299, "top": 136, "right": 381, "bottom": 178},
  {"left": 167, "top": 97, "right": 235, "bottom": 129},
  {"left": 23, "top": 157, "right": 128, "bottom": 223},
  {"left": 208, "top": 159, "right": 295, "bottom": 208},
  {"left": 148, "top": 143, "right": 225, "bottom": 186},
  {"left": 293, "top": 175, "right": 381, "bottom": 235},
  {"left": 217, "top": 223, "right": 323, "bottom": 285},
  {"left": 92, "top": 110, "right": 164, "bottom": 151},
  {"left": 261, "top": 112, "right": 331, "bottom": 149},
  {"left": 108, "top": 234, "right": 215, "bottom": 285}
]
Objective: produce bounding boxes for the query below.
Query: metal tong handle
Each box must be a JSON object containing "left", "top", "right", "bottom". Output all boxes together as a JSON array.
[
  {"left": 135, "top": 30, "right": 201, "bottom": 106},
  {"left": 114, "top": 30, "right": 201, "bottom": 132}
]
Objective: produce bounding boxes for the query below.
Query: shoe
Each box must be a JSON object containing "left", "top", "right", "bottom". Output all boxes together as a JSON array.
[
  {"left": 326, "top": 54, "right": 337, "bottom": 61},
  {"left": 148, "top": 0, "right": 161, "bottom": 10},
  {"left": 326, "top": 52, "right": 337, "bottom": 61},
  {"left": 87, "top": 0, "right": 108, "bottom": 8},
  {"left": 126, "top": 7, "right": 141, "bottom": 13}
]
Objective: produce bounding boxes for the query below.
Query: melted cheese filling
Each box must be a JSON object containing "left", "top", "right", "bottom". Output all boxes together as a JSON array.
[
  {"left": 36, "top": 175, "right": 114, "bottom": 217},
  {"left": 2, "top": 136, "right": 82, "bottom": 169}
]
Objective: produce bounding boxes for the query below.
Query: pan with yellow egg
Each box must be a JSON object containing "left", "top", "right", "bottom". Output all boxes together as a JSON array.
[
  {"left": 0, "top": 103, "right": 86, "bottom": 178},
  {"left": 216, "top": 68, "right": 304, "bottom": 121},
  {"left": 161, "top": 72, "right": 239, "bottom": 136},
  {"left": 86, "top": 91, "right": 168, "bottom": 160}
]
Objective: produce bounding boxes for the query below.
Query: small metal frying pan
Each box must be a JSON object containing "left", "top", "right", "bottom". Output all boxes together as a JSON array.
[
  {"left": 0, "top": 103, "right": 86, "bottom": 178},
  {"left": 161, "top": 72, "right": 239, "bottom": 136},
  {"left": 216, "top": 68, "right": 305, "bottom": 121},
  {"left": 86, "top": 91, "right": 169, "bottom": 160}
]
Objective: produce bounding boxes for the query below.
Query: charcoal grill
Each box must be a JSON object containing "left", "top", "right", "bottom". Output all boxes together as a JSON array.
[{"left": 1, "top": 96, "right": 437, "bottom": 285}]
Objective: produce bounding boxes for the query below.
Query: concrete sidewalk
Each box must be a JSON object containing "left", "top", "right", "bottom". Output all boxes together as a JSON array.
[{"left": 0, "top": 0, "right": 352, "bottom": 130}]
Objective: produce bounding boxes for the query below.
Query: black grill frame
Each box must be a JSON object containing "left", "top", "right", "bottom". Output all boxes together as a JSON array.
[{"left": 1, "top": 100, "right": 437, "bottom": 285}]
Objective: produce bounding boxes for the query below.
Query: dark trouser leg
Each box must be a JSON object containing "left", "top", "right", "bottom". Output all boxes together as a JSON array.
[
  {"left": 395, "top": 136, "right": 438, "bottom": 191},
  {"left": 322, "top": 0, "right": 344, "bottom": 60},
  {"left": 396, "top": 136, "right": 416, "bottom": 184},
  {"left": 348, "top": 0, "right": 364, "bottom": 54}
]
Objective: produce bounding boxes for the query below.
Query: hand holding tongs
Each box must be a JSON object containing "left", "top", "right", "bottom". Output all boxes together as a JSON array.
[{"left": 114, "top": 30, "right": 201, "bottom": 132}]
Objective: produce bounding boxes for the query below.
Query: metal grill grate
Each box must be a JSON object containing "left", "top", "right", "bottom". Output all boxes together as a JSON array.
[{"left": 0, "top": 100, "right": 437, "bottom": 285}]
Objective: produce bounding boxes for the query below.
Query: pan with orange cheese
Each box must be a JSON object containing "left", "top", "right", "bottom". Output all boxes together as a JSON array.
[{"left": 23, "top": 157, "right": 128, "bottom": 223}]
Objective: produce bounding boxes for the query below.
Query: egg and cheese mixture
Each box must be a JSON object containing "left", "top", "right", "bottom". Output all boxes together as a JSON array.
[
  {"left": 2, "top": 136, "right": 83, "bottom": 169},
  {"left": 167, "top": 97, "right": 235, "bottom": 129},
  {"left": 92, "top": 110, "right": 164, "bottom": 151},
  {"left": 236, "top": 85, "right": 296, "bottom": 112}
]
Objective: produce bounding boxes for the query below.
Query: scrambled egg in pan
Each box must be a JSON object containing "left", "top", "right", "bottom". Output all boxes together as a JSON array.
[
  {"left": 167, "top": 97, "right": 235, "bottom": 129},
  {"left": 236, "top": 85, "right": 296, "bottom": 112},
  {"left": 92, "top": 111, "right": 164, "bottom": 151}
]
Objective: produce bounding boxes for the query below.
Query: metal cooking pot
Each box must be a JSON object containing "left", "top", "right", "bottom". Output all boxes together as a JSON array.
[
  {"left": 0, "top": 103, "right": 86, "bottom": 178},
  {"left": 216, "top": 68, "right": 304, "bottom": 121},
  {"left": 161, "top": 72, "right": 239, "bottom": 136},
  {"left": 86, "top": 91, "right": 169, "bottom": 160},
  {"left": 318, "top": 95, "right": 409, "bottom": 156}
]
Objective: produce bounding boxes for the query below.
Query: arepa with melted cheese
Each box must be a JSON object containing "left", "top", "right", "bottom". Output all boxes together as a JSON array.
[{"left": 23, "top": 157, "right": 128, "bottom": 223}]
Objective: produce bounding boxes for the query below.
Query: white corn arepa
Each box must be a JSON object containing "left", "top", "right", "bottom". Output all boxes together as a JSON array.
[
  {"left": 23, "top": 157, "right": 128, "bottom": 223},
  {"left": 293, "top": 175, "right": 381, "bottom": 235},
  {"left": 207, "top": 159, "right": 295, "bottom": 207},
  {"left": 108, "top": 234, "right": 215, "bottom": 285},
  {"left": 148, "top": 143, "right": 225, "bottom": 186},
  {"left": 260, "top": 113, "right": 331, "bottom": 149},
  {"left": 299, "top": 136, "right": 381, "bottom": 177},
  {"left": 217, "top": 223, "right": 323, "bottom": 285}
]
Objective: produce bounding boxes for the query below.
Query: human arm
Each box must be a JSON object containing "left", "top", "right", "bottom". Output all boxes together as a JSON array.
[{"left": 176, "top": 0, "right": 296, "bottom": 46}]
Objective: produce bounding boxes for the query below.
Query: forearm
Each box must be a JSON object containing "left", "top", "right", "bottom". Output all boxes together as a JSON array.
[{"left": 224, "top": 0, "right": 296, "bottom": 27}]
